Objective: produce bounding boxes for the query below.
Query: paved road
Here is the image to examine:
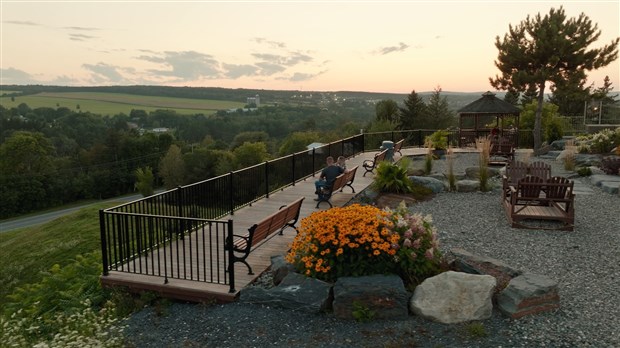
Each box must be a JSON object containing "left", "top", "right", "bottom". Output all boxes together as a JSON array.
[{"left": 0, "top": 192, "right": 156, "bottom": 233}]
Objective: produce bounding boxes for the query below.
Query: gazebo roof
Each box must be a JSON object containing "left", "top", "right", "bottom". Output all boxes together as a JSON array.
[{"left": 458, "top": 91, "right": 521, "bottom": 114}]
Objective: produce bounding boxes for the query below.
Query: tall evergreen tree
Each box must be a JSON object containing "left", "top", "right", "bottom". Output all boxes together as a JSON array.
[
  {"left": 490, "top": 6, "right": 619, "bottom": 150},
  {"left": 548, "top": 76, "right": 591, "bottom": 116},
  {"left": 375, "top": 99, "right": 399, "bottom": 123},
  {"left": 425, "top": 86, "right": 455, "bottom": 129},
  {"left": 398, "top": 90, "right": 427, "bottom": 130}
]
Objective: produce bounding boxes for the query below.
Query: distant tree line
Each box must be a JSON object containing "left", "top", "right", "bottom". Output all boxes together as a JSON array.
[{"left": 0, "top": 99, "right": 374, "bottom": 218}]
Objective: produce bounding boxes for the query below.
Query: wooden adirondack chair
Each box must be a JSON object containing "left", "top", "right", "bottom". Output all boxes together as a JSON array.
[{"left": 502, "top": 160, "right": 529, "bottom": 200}]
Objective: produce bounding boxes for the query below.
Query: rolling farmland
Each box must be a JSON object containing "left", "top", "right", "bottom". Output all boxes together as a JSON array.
[{"left": 0, "top": 91, "right": 246, "bottom": 116}]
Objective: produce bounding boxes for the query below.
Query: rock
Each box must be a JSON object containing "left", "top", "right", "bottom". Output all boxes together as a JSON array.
[
  {"left": 407, "top": 168, "right": 426, "bottom": 176},
  {"left": 270, "top": 255, "right": 296, "bottom": 286},
  {"left": 497, "top": 273, "right": 560, "bottom": 319},
  {"left": 448, "top": 248, "right": 522, "bottom": 292},
  {"left": 240, "top": 272, "right": 332, "bottom": 313},
  {"left": 333, "top": 274, "right": 409, "bottom": 320},
  {"left": 455, "top": 179, "right": 479, "bottom": 192},
  {"left": 410, "top": 271, "right": 496, "bottom": 324},
  {"left": 574, "top": 154, "right": 602, "bottom": 167},
  {"left": 409, "top": 176, "right": 444, "bottom": 193},
  {"left": 375, "top": 193, "right": 417, "bottom": 209},
  {"left": 533, "top": 144, "right": 551, "bottom": 156},
  {"left": 464, "top": 166, "right": 500, "bottom": 180}
]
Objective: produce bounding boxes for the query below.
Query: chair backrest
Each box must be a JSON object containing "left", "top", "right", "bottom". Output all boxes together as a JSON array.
[
  {"left": 507, "top": 161, "right": 529, "bottom": 183},
  {"left": 546, "top": 176, "right": 572, "bottom": 199},
  {"left": 518, "top": 175, "right": 544, "bottom": 198},
  {"left": 529, "top": 161, "right": 551, "bottom": 180}
]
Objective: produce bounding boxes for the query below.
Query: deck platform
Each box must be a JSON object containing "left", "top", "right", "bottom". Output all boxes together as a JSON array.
[{"left": 100, "top": 147, "right": 431, "bottom": 302}]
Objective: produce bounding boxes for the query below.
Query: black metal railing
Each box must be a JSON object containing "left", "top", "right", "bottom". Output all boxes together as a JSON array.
[{"left": 99, "top": 128, "right": 543, "bottom": 293}]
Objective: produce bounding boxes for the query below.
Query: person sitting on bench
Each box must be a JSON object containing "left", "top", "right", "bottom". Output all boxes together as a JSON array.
[{"left": 314, "top": 156, "right": 344, "bottom": 201}]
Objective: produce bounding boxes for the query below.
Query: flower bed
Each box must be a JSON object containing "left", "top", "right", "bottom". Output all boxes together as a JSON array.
[{"left": 286, "top": 202, "right": 443, "bottom": 288}]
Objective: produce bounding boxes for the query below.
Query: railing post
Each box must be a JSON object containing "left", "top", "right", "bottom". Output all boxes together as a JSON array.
[
  {"left": 418, "top": 130, "right": 423, "bottom": 147},
  {"left": 292, "top": 155, "right": 297, "bottom": 186},
  {"left": 312, "top": 148, "right": 316, "bottom": 177},
  {"left": 227, "top": 219, "right": 236, "bottom": 293},
  {"left": 99, "top": 210, "right": 109, "bottom": 276},
  {"left": 228, "top": 172, "right": 234, "bottom": 215},
  {"left": 265, "top": 161, "right": 270, "bottom": 197}
]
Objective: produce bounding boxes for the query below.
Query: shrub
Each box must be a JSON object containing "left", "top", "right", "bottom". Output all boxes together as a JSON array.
[
  {"left": 426, "top": 130, "right": 449, "bottom": 150},
  {"left": 385, "top": 202, "right": 443, "bottom": 287},
  {"left": 372, "top": 159, "right": 414, "bottom": 193},
  {"left": 576, "top": 166, "right": 592, "bottom": 176},
  {"left": 286, "top": 203, "right": 443, "bottom": 288}
]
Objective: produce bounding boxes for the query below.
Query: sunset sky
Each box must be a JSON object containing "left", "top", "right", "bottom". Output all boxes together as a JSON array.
[{"left": 1, "top": 0, "right": 618, "bottom": 93}]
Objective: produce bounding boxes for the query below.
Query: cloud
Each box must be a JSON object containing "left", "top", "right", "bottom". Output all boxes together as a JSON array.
[
  {"left": 253, "top": 37, "right": 286, "bottom": 49},
  {"left": 255, "top": 61, "right": 287, "bottom": 76},
  {"left": 376, "top": 42, "right": 409, "bottom": 55},
  {"left": 63, "top": 26, "right": 100, "bottom": 31},
  {"left": 278, "top": 70, "right": 327, "bottom": 82},
  {"left": 147, "top": 51, "right": 221, "bottom": 80},
  {"left": 222, "top": 63, "right": 258, "bottom": 79},
  {"left": 82, "top": 62, "right": 126, "bottom": 83},
  {"left": 3, "top": 20, "right": 41, "bottom": 26},
  {"left": 0, "top": 67, "right": 38, "bottom": 84},
  {"left": 70, "top": 33, "right": 97, "bottom": 42},
  {"left": 50, "top": 75, "right": 80, "bottom": 85}
]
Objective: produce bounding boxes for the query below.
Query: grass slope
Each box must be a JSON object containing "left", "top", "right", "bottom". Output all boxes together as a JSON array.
[
  {"left": 0, "top": 202, "right": 119, "bottom": 304},
  {"left": 0, "top": 92, "right": 246, "bottom": 116}
]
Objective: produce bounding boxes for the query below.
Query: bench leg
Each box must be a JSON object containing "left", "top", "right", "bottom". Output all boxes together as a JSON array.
[{"left": 240, "top": 260, "right": 254, "bottom": 275}]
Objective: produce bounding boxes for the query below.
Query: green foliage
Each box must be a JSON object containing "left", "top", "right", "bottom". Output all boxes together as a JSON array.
[
  {"left": 426, "top": 130, "right": 450, "bottom": 150},
  {"left": 398, "top": 90, "right": 427, "bottom": 130},
  {"left": 372, "top": 159, "right": 414, "bottom": 193},
  {"left": 233, "top": 141, "right": 270, "bottom": 168},
  {"left": 464, "top": 322, "right": 488, "bottom": 338},
  {"left": 159, "top": 144, "right": 185, "bottom": 189},
  {"left": 424, "top": 153, "right": 433, "bottom": 175},
  {"left": 545, "top": 117, "right": 565, "bottom": 143},
  {"left": 352, "top": 301, "right": 375, "bottom": 323},
  {"left": 0, "top": 202, "right": 118, "bottom": 302},
  {"left": 375, "top": 99, "right": 399, "bottom": 123},
  {"left": 576, "top": 166, "right": 592, "bottom": 176},
  {"left": 490, "top": 6, "right": 619, "bottom": 149},
  {"left": 0, "top": 252, "right": 127, "bottom": 347},
  {"left": 278, "top": 131, "right": 322, "bottom": 156},
  {"left": 425, "top": 86, "right": 456, "bottom": 129},
  {"left": 520, "top": 102, "right": 561, "bottom": 138},
  {"left": 134, "top": 166, "right": 155, "bottom": 197}
]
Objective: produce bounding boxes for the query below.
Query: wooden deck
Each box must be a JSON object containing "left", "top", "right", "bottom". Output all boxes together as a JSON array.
[{"left": 100, "top": 147, "right": 432, "bottom": 302}]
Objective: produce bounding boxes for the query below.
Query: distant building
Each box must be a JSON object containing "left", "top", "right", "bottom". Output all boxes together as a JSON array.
[{"left": 246, "top": 94, "right": 260, "bottom": 107}]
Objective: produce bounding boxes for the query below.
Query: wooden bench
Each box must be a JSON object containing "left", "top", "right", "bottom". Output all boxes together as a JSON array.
[
  {"left": 362, "top": 149, "right": 388, "bottom": 177},
  {"left": 227, "top": 197, "right": 305, "bottom": 275},
  {"left": 393, "top": 139, "right": 404, "bottom": 156},
  {"left": 503, "top": 176, "right": 575, "bottom": 231},
  {"left": 316, "top": 166, "right": 358, "bottom": 208}
]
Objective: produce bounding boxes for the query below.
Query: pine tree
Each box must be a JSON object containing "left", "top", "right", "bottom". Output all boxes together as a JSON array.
[
  {"left": 425, "top": 86, "right": 455, "bottom": 129},
  {"left": 490, "top": 6, "right": 619, "bottom": 150},
  {"left": 398, "top": 90, "right": 427, "bottom": 130}
]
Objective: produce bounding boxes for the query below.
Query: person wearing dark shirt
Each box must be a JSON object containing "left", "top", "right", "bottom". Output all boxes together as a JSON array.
[{"left": 314, "top": 156, "right": 344, "bottom": 200}]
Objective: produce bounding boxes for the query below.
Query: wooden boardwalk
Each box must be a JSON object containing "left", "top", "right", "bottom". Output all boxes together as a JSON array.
[{"left": 101, "top": 147, "right": 430, "bottom": 302}]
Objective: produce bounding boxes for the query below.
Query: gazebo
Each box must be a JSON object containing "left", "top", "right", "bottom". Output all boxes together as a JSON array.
[{"left": 457, "top": 91, "right": 521, "bottom": 148}]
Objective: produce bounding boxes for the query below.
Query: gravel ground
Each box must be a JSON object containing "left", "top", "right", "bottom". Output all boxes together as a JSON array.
[{"left": 123, "top": 154, "right": 620, "bottom": 348}]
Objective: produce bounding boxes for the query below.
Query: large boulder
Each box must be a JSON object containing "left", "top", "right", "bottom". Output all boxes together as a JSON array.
[
  {"left": 410, "top": 271, "right": 496, "bottom": 324},
  {"left": 240, "top": 272, "right": 332, "bottom": 313},
  {"left": 409, "top": 176, "right": 445, "bottom": 193},
  {"left": 497, "top": 273, "right": 560, "bottom": 319},
  {"left": 333, "top": 274, "right": 409, "bottom": 320},
  {"left": 448, "top": 248, "right": 522, "bottom": 292},
  {"left": 455, "top": 179, "right": 479, "bottom": 192}
]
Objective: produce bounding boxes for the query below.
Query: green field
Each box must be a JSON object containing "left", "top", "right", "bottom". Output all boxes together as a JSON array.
[{"left": 0, "top": 91, "right": 246, "bottom": 116}]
